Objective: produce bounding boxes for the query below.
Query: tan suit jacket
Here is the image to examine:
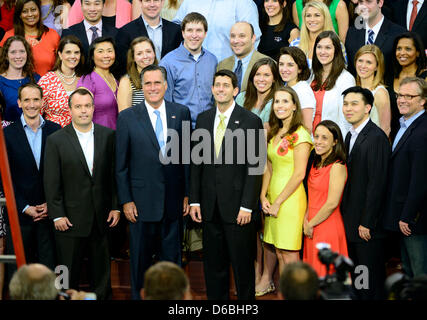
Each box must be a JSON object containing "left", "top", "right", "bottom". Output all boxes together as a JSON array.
[{"left": 217, "top": 50, "right": 271, "bottom": 92}]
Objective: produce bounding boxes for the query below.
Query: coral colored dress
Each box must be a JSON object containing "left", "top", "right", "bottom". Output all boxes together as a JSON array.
[
  {"left": 263, "top": 126, "right": 313, "bottom": 250},
  {"left": 303, "top": 162, "right": 348, "bottom": 278}
]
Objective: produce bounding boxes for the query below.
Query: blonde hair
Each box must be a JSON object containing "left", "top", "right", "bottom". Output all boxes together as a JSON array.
[
  {"left": 354, "top": 45, "right": 385, "bottom": 90},
  {"left": 299, "top": 1, "right": 334, "bottom": 55}
]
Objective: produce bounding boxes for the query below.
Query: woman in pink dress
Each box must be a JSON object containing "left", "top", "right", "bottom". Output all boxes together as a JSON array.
[
  {"left": 77, "top": 36, "right": 118, "bottom": 130},
  {"left": 303, "top": 119, "right": 348, "bottom": 278}
]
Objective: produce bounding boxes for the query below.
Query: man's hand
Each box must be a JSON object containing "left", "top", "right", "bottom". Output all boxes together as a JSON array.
[
  {"left": 24, "top": 206, "right": 39, "bottom": 218},
  {"left": 123, "top": 202, "right": 138, "bottom": 223},
  {"left": 399, "top": 221, "right": 411, "bottom": 236},
  {"left": 107, "top": 210, "right": 120, "bottom": 227},
  {"left": 189, "top": 205, "right": 202, "bottom": 223},
  {"left": 33, "top": 203, "right": 48, "bottom": 222},
  {"left": 54, "top": 217, "right": 73, "bottom": 231},
  {"left": 358, "top": 225, "right": 371, "bottom": 241},
  {"left": 183, "top": 197, "right": 190, "bottom": 216},
  {"left": 236, "top": 210, "right": 251, "bottom": 226}
]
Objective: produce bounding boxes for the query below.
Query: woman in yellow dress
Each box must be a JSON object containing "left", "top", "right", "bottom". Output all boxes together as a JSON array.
[{"left": 257, "top": 86, "right": 312, "bottom": 293}]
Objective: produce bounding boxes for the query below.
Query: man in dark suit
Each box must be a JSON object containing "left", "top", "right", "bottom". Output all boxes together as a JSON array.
[
  {"left": 189, "top": 70, "right": 265, "bottom": 300},
  {"left": 115, "top": 0, "right": 182, "bottom": 77},
  {"left": 61, "top": 0, "right": 118, "bottom": 60},
  {"left": 4, "top": 83, "right": 60, "bottom": 276},
  {"left": 115, "top": 65, "right": 191, "bottom": 300},
  {"left": 341, "top": 86, "right": 390, "bottom": 300},
  {"left": 383, "top": 77, "right": 427, "bottom": 278},
  {"left": 345, "top": 0, "right": 406, "bottom": 76},
  {"left": 390, "top": 0, "right": 427, "bottom": 49},
  {"left": 44, "top": 88, "right": 120, "bottom": 300}
]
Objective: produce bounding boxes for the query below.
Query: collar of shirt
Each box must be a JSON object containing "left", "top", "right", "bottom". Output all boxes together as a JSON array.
[
  {"left": 141, "top": 15, "right": 162, "bottom": 30},
  {"left": 178, "top": 42, "right": 205, "bottom": 60},
  {"left": 72, "top": 122, "right": 94, "bottom": 137},
  {"left": 366, "top": 15, "right": 384, "bottom": 40},
  {"left": 145, "top": 100, "right": 167, "bottom": 143},
  {"left": 145, "top": 100, "right": 166, "bottom": 116},
  {"left": 20, "top": 114, "right": 45, "bottom": 130},
  {"left": 233, "top": 49, "right": 255, "bottom": 71},
  {"left": 399, "top": 109, "right": 425, "bottom": 129},
  {"left": 215, "top": 101, "right": 235, "bottom": 122},
  {"left": 350, "top": 117, "right": 370, "bottom": 137},
  {"left": 84, "top": 19, "right": 103, "bottom": 33}
]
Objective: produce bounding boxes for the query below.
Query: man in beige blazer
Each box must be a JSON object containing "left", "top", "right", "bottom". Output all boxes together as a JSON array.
[{"left": 217, "top": 21, "right": 271, "bottom": 92}]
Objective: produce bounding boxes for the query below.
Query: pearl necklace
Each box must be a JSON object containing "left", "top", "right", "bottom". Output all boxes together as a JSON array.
[{"left": 57, "top": 70, "right": 76, "bottom": 85}]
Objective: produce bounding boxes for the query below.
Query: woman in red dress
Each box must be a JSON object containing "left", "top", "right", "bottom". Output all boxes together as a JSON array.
[{"left": 303, "top": 119, "right": 348, "bottom": 278}]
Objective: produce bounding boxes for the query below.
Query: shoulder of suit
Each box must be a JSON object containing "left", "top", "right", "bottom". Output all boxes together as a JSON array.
[
  {"left": 383, "top": 17, "right": 407, "bottom": 33},
  {"left": 252, "top": 51, "right": 272, "bottom": 61},
  {"left": 162, "top": 18, "right": 181, "bottom": 31},
  {"left": 218, "top": 55, "right": 235, "bottom": 68},
  {"left": 94, "top": 123, "right": 114, "bottom": 135},
  {"left": 44, "top": 120, "right": 62, "bottom": 131}
]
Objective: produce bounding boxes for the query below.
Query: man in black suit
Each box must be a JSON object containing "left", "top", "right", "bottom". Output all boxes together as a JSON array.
[
  {"left": 44, "top": 88, "right": 120, "bottom": 300},
  {"left": 61, "top": 0, "right": 118, "bottom": 60},
  {"left": 390, "top": 0, "right": 427, "bottom": 49},
  {"left": 383, "top": 77, "right": 427, "bottom": 278},
  {"left": 345, "top": 0, "right": 406, "bottom": 76},
  {"left": 341, "top": 86, "right": 390, "bottom": 300},
  {"left": 4, "top": 83, "right": 60, "bottom": 276},
  {"left": 115, "top": 65, "right": 191, "bottom": 300},
  {"left": 115, "top": 0, "right": 182, "bottom": 77},
  {"left": 189, "top": 70, "right": 265, "bottom": 300}
]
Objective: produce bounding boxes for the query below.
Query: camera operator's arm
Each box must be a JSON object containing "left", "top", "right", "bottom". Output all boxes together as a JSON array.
[{"left": 307, "top": 163, "right": 347, "bottom": 230}]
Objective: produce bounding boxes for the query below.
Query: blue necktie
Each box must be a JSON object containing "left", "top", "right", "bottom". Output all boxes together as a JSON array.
[
  {"left": 367, "top": 29, "right": 374, "bottom": 45},
  {"left": 154, "top": 110, "right": 165, "bottom": 154},
  {"left": 90, "top": 26, "right": 99, "bottom": 44},
  {"left": 234, "top": 59, "right": 243, "bottom": 90}
]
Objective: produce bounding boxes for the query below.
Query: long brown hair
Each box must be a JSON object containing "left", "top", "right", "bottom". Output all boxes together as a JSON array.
[
  {"left": 14, "top": 0, "right": 49, "bottom": 40},
  {"left": 267, "top": 86, "right": 305, "bottom": 142},
  {"left": 0, "top": 35, "right": 37, "bottom": 82},
  {"left": 127, "top": 36, "right": 158, "bottom": 90},
  {"left": 312, "top": 120, "right": 346, "bottom": 168},
  {"left": 166, "top": 0, "right": 180, "bottom": 9},
  {"left": 243, "top": 58, "right": 280, "bottom": 113},
  {"left": 52, "top": 35, "right": 85, "bottom": 76},
  {"left": 311, "top": 30, "right": 345, "bottom": 91}
]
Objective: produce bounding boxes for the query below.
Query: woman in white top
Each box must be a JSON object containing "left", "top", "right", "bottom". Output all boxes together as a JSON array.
[
  {"left": 354, "top": 44, "right": 391, "bottom": 137},
  {"left": 310, "top": 30, "right": 355, "bottom": 136},
  {"left": 278, "top": 46, "right": 316, "bottom": 133}
]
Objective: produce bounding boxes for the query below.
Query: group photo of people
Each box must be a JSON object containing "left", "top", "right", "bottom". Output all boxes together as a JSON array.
[{"left": 0, "top": 0, "right": 426, "bottom": 301}]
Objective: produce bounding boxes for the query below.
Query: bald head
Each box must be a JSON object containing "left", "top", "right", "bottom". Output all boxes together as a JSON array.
[
  {"left": 230, "top": 22, "right": 256, "bottom": 59},
  {"left": 9, "top": 264, "right": 58, "bottom": 300}
]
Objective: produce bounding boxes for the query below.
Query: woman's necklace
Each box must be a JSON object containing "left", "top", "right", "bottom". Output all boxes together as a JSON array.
[
  {"left": 57, "top": 70, "right": 76, "bottom": 85},
  {"left": 94, "top": 68, "right": 117, "bottom": 98}
]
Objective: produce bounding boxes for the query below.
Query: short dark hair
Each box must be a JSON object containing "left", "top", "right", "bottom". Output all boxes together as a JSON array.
[
  {"left": 278, "top": 46, "right": 311, "bottom": 82},
  {"left": 18, "top": 83, "right": 43, "bottom": 100},
  {"left": 342, "top": 86, "right": 374, "bottom": 107},
  {"left": 140, "top": 65, "right": 168, "bottom": 84},
  {"left": 68, "top": 87, "right": 94, "bottom": 108},
  {"left": 279, "top": 262, "right": 319, "bottom": 300},
  {"left": 144, "top": 262, "right": 189, "bottom": 300},
  {"left": 86, "top": 36, "right": 117, "bottom": 74},
  {"left": 181, "top": 12, "right": 208, "bottom": 32},
  {"left": 213, "top": 69, "right": 238, "bottom": 88}
]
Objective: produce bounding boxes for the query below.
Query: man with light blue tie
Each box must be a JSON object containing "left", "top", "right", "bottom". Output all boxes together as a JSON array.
[{"left": 115, "top": 65, "right": 191, "bottom": 300}]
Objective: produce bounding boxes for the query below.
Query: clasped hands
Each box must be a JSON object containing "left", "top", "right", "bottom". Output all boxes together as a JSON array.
[
  {"left": 24, "top": 203, "right": 48, "bottom": 222},
  {"left": 261, "top": 197, "right": 280, "bottom": 217}
]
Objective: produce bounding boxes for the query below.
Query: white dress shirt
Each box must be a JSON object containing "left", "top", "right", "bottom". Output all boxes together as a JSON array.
[
  {"left": 365, "top": 15, "right": 384, "bottom": 44},
  {"left": 407, "top": 0, "right": 424, "bottom": 29},
  {"left": 84, "top": 19, "right": 103, "bottom": 45},
  {"left": 73, "top": 122, "right": 95, "bottom": 175},
  {"left": 349, "top": 118, "right": 370, "bottom": 153},
  {"left": 145, "top": 100, "right": 167, "bottom": 146}
]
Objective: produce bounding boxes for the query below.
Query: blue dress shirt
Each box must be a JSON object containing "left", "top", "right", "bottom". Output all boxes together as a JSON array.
[{"left": 392, "top": 110, "right": 425, "bottom": 151}]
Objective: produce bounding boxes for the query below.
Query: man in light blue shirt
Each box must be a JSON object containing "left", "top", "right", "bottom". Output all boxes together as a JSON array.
[
  {"left": 173, "top": 0, "right": 261, "bottom": 62},
  {"left": 160, "top": 12, "right": 217, "bottom": 128}
]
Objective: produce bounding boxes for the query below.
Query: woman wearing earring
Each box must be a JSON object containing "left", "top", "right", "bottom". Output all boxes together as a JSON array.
[
  {"left": 77, "top": 36, "right": 118, "bottom": 129},
  {"left": 303, "top": 119, "right": 348, "bottom": 278},
  {"left": 38, "top": 35, "right": 85, "bottom": 127},
  {"left": 117, "top": 36, "right": 157, "bottom": 112},
  {"left": 0, "top": 35, "right": 40, "bottom": 122},
  {"left": 258, "top": 87, "right": 312, "bottom": 294},
  {"left": 354, "top": 44, "right": 391, "bottom": 137}
]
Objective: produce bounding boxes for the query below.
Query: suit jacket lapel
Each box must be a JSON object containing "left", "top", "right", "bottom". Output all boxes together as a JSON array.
[
  {"left": 64, "top": 125, "right": 92, "bottom": 177},
  {"left": 392, "top": 113, "right": 426, "bottom": 157},
  {"left": 348, "top": 121, "right": 371, "bottom": 162},
  {"left": 92, "top": 124, "right": 102, "bottom": 178},
  {"left": 165, "top": 101, "right": 177, "bottom": 144},
  {"left": 78, "top": 22, "right": 89, "bottom": 51},
  {"left": 16, "top": 122, "right": 39, "bottom": 172},
  {"left": 221, "top": 105, "right": 242, "bottom": 156},
  {"left": 134, "top": 102, "right": 161, "bottom": 152},
  {"left": 413, "top": 2, "right": 427, "bottom": 29}
]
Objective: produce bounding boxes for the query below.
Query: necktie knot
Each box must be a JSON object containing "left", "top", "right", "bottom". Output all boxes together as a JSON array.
[
  {"left": 219, "top": 114, "right": 226, "bottom": 123},
  {"left": 90, "top": 26, "right": 99, "bottom": 43}
]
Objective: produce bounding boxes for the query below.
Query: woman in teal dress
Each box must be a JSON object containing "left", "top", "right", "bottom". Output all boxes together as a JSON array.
[{"left": 257, "top": 86, "right": 312, "bottom": 295}]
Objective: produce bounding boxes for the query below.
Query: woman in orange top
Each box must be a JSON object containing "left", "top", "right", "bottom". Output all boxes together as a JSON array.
[{"left": 0, "top": 0, "right": 60, "bottom": 76}]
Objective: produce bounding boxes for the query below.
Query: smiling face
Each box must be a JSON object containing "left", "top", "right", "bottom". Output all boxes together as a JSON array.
[
  {"left": 142, "top": 69, "right": 167, "bottom": 108},
  {"left": 278, "top": 54, "right": 300, "bottom": 85},
  {"left": 133, "top": 41, "right": 156, "bottom": 71},
  {"left": 264, "top": 0, "right": 284, "bottom": 19},
  {"left": 7, "top": 40, "right": 27, "bottom": 70},
  {"left": 313, "top": 124, "right": 336, "bottom": 158},
  {"left": 273, "top": 90, "right": 296, "bottom": 121},
  {"left": 93, "top": 41, "right": 115, "bottom": 70},
  {"left": 182, "top": 21, "right": 207, "bottom": 55},
  {"left": 343, "top": 92, "right": 371, "bottom": 127},
  {"left": 396, "top": 38, "right": 419, "bottom": 68},
  {"left": 81, "top": 0, "right": 103, "bottom": 24},
  {"left": 397, "top": 82, "right": 426, "bottom": 120},
  {"left": 304, "top": 6, "right": 324, "bottom": 34},
  {"left": 18, "top": 86, "right": 42, "bottom": 120},
  {"left": 21, "top": 1, "right": 40, "bottom": 28},
  {"left": 141, "top": 0, "right": 163, "bottom": 21},
  {"left": 70, "top": 93, "right": 94, "bottom": 127},
  {"left": 212, "top": 75, "right": 239, "bottom": 106},
  {"left": 230, "top": 22, "right": 256, "bottom": 59},
  {"left": 59, "top": 43, "right": 81, "bottom": 72},
  {"left": 356, "top": 52, "right": 377, "bottom": 80},
  {"left": 316, "top": 37, "right": 335, "bottom": 67},
  {"left": 253, "top": 64, "right": 274, "bottom": 95}
]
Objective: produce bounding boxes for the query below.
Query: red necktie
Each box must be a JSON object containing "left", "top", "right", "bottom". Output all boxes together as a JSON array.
[{"left": 409, "top": 0, "right": 419, "bottom": 31}]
